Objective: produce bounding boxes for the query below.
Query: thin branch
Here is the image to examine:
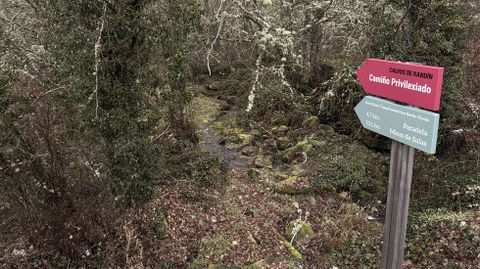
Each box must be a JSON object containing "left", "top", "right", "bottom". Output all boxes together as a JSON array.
[
  {"left": 233, "top": 0, "right": 269, "bottom": 29},
  {"left": 206, "top": 0, "right": 225, "bottom": 76},
  {"left": 92, "top": 2, "right": 107, "bottom": 119},
  {"left": 393, "top": 4, "right": 412, "bottom": 40},
  {"left": 31, "top": 86, "right": 66, "bottom": 105}
]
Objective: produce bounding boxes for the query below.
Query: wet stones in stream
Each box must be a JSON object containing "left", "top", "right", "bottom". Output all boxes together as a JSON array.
[
  {"left": 200, "top": 126, "right": 250, "bottom": 169},
  {"left": 241, "top": 146, "right": 256, "bottom": 157}
]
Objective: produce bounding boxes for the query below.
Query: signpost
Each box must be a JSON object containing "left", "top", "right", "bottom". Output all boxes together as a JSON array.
[
  {"left": 357, "top": 58, "right": 444, "bottom": 111},
  {"left": 355, "top": 59, "right": 443, "bottom": 269},
  {"left": 382, "top": 141, "right": 415, "bottom": 269},
  {"left": 354, "top": 96, "right": 440, "bottom": 154}
]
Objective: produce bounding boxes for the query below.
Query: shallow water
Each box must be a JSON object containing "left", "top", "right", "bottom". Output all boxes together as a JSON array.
[{"left": 200, "top": 125, "right": 250, "bottom": 169}]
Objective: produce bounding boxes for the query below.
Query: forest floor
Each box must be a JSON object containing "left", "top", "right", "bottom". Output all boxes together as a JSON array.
[
  {"left": 145, "top": 89, "right": 478, "bottom": 269},
  {"left": 1, "top": 89, "right": 479, "bottom": 269},
  {"left": 143, "top": 93, "right": 382, "bottom": 269}
]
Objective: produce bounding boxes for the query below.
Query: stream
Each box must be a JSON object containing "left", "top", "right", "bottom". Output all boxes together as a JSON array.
[{"left": 200, "top": 124, "right": 251, "bottom": 170}]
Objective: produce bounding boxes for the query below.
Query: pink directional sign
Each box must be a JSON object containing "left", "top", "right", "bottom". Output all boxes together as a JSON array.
[{"left": 357, "top": 59, "right": 444, "bottom": 111}]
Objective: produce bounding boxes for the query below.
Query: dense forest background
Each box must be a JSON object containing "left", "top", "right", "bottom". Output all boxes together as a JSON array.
[{"left": 1, "top": 0, "right": 479, "bottom": 268}]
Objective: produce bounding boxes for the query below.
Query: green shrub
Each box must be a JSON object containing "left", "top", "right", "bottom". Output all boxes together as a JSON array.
[
  {"left": 203, "top": 68, "right": 253, "bottom": 109},
  {"left": 248, "top": 76, "right": 308, "bottom": 124},
  {"left": 157, "top": 139, "right": 229, "bottom": 191},
  {"left": 312, "top": 155, "right": 382, "bottom": 203},
  {"left": 303, "top": 134, "right": 389, "bottom": 205},
  {"left": 109, "top": 138, "right": 156, "bottom": 204},
  {"left": 406, "top": 209, "right": 480, "bottom": 268},
  {"left": 412, "top": 159, "right": 480, "bottom": 211},
  {"left": 315, "top": 64, "right": 363, "bottom": 134}
]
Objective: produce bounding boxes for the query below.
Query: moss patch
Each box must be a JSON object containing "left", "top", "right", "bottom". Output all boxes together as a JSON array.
[
  {"left": 285, "top": 220, "right": 315, "bottom": 244},
  {"left": 276, "top": 176, "right": 311, "bottom": 195},
  {"left": 190, "top": 235, "right": 232, "bottom": 268},
  {"left": 272, "top": 228, "right": 302, "bottom": 260},
  {"left": 280, "top": 137, "right": 325, "bottom": 162},
  {"left": 192, "top": 94, "right": 223, "bottom": 126}
]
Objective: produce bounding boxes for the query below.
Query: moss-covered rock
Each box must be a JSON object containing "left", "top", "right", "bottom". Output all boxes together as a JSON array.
[
  {"left": 305, "top": 116, "right": 319, "bottom": 128},
  {"left": 285, "top": 220, "right": 315, "bottom": 243},
  {"left": 277, "top": 137, "right": 292, "bottom": 151},
  {"left": 276, "top": 176, "right": 311, "bottom": 195},
  {"left": 254, "top": 158, "right": 265, "bottom": 168},
  {"left": 226, "top": 133, "right": 253, "bottom": 150},
  {"left": 272, "top": 228, "right": 302, "bottom": 260},
  {"left": 280, "top": 138, "right": 325, "bottom": 161},
  {"left": 271, "top": 125, "right": 289, "bottom": 134},
  {"left": 283, "top": 241, "right": 302, "bottom": 260},
  {"left": 273, "top": 171, "right": 290, "bottom": 181},
  {"left": 241, "top": 146, "right": 256, "bottom": 157},
  {"left": 251, "top": 155, "right": 273, "bottom": 169},
  {"left": 238, "top": 134, "right": 253, "bottom": 145}
]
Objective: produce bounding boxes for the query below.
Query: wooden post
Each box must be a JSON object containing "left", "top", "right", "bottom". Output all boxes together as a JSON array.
[{"left": 381, "top": 141, "right": 415, "bottom": 269}]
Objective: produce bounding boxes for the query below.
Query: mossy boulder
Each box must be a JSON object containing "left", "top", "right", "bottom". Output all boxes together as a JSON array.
[
  {"left": 280, "top": 138, "right": 325, "bottom": 161},
  {"left": 238, "top": 134, "right": 253, "bottom": 145},
  {"left": 305, "top": 116, "right": 319, "bottom": 128},
  {"left": 276, "top": 176, "right": 311, "bottom": 195},
  {"left": 285, "top": 220, "right": 315, "bottom": 243},
  {"left": 283, "top": 240, "right": 302, "bottom": 260},
  {"left": 254, "top": 158, "right": 265, "bottom": 168},
  {"left": 273, "top": 171, "right": 290, "bottom": 181},
  {"left": 271, "top": 125, "right": 289, "bottom": 134},
  {"left": 277, "top": 137, "right": 292, "bottom": 151},
  {"left": 241, "top": 146, "right": 256, "bottom": 156},
  {"left": 272, "top": 228, "right": 302, "bottom": 260},
  {"left": 252, "top": 155, "right": 272, "bottom": 169},
  {"left": 227, "top": 133, "right": 253, "bottom": 150},
  {"left": 152, "top": 208, "right": 169, "bottom": 239}
]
